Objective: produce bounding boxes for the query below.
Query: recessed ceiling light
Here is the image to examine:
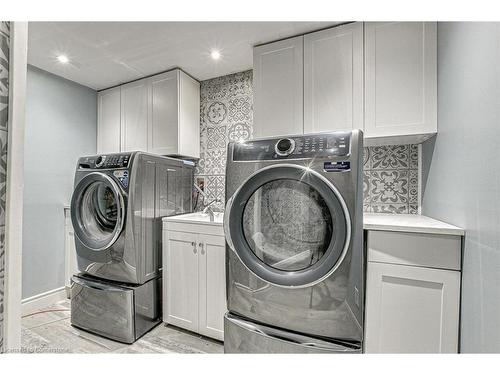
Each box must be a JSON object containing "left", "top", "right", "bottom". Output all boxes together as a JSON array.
[
  {"left": 210, "top": 50, "right": 221, "bottom": 60},
  {"left": 57, "top": 55, "right": 69, "bottom": 64}
]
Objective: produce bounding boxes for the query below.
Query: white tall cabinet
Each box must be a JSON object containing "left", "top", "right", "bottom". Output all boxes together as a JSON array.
[
  {"left": 252, "top": 22, "right": 437, "bottom": 145},
  {"left": 304, "top": 22, "right": 364, "bottom": 133},
  {"left": 253, "top": 36, "right": 304, "bottom": 138},
  {"left": 364, "top": 22, "right": 437, "bottom": 141},
  {"left": 97, "top": 69, "right": 200, "bottom": 158}
]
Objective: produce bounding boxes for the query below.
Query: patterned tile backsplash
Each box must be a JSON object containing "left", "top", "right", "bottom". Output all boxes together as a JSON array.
[
  {"left": 195, "top": 70, "right": 253, "bottom": 211},
  {"left": 363, "top": 145, "right": 419, "bottom": 214},
  {"left": 194, "top": 70, "right": 420, "bottom": 215},
  {"left": 0, "top": 20, "right": 10, "bottom": 353}
]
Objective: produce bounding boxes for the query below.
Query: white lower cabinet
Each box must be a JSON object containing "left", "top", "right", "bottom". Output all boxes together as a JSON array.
[
  {"left": 197, "top": 234, "right": 226, "bottom": 339},
  {"left": 364, "top": 230, "right": 462, "bottom": 353},
  {"left": 163, "top": 221, "right": 226, "bottom": 341},
  {"left": 164, "top": 231, "right": 199, "bottom": 333}
]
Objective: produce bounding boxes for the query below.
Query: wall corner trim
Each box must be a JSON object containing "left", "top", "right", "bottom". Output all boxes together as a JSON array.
[{"left": 4, "top": 21, "right": 28, "bottom": 352}]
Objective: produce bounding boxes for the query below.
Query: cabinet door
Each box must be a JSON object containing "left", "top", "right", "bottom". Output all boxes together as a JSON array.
[
  {"left": 120, "top": 79, "right": 149, "bottom": 152},
  {"left": 149, "top": 71, "right": 178, "bottom": 155},
  {"left": 253, "top": 36, "right": 304, "bottom": 138},
  {"left": 364, "top": 262, "right": 460, "bottom": 353},
  {"left": 364, "top": 22, "right": 437, "bottom": 138},
  {"left": 97, "top": 87, "right": 121, "bottom": 153},
  {"left": 178, "top": 72, "right": 200, "bottom": 158},
  {"left": 304, "top": 23, "right": 363, "bottom": 134},
  {"left": 198, "top": 234, "right": 226, "bottom": 341},
  {"left": 163, "top": 230, "right": 199, "bottom": 332}
]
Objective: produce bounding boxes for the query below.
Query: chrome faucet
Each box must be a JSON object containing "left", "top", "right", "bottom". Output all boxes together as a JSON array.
[
  {"left": 194, "top": 183, "right": 221, "bottom": 221},
  {"left": 203, "top": 199, "right": 220, "bottom": 221}
]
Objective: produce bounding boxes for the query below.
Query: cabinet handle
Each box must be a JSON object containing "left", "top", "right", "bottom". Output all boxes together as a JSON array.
[
  {"left": 199, "top": 242, "right": 205, "bottom": 255},
  {"left": 191, "top": 241, "right": 197, "bottom": 254}
]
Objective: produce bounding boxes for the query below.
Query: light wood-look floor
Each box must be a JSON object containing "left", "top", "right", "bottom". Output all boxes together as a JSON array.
[{"left": 21, "top": 300, "right": 224, "bottom": 354}]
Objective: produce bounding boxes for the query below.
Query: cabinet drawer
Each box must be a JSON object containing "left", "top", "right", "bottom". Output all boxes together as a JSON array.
[{"left": 367, "top": 230, "right": 461, "bottom": 271}]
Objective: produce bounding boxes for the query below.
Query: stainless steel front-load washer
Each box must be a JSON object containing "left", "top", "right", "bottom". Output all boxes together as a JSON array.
[
  {"left": 223, "top": 130, "right": 364, "bottom": 353},
  {"left": 69, "top": 151, "right": 193, "bottom": 343}
]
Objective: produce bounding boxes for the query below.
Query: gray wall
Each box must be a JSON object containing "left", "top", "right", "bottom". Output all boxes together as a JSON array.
[
  {"left": 422, "top": 22, "right": 500, "bottom": 352},
  {"left": 23, "top": 65, "right": 97, "bottom": 299}
]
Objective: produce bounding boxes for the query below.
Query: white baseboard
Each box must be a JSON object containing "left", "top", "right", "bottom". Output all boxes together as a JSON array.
[{"left": 21, "top": 287, "right": 69, "bottom": 316}]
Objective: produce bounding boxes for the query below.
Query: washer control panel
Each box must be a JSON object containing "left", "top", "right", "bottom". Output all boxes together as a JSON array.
[
  {"left": 233, "top": 133, "right": 350, "bottom": 161},
  {"left": 78, "top": 153, "right": 132, "bottom": 169}
]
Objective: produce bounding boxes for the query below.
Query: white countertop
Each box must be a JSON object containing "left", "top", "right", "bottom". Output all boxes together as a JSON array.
[
  {"left": 163, "top": 212, "right": 464, "bottom": 236},
  {"left": 363, "top": 213, "right": 464, "bottom": 236},
  {"left": 163, "top": 212, "right": 224, "bottom": 226}
]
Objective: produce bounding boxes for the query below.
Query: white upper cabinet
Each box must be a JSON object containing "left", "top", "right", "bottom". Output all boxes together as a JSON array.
[
  {"left": 177, "top": 72, "right": 201, "bottom": 158},
  {"left": 253, "top": 36, "right": 304, "bottom": 138},
  {"left": 364, "top": 22, "right": 437, "bottom": 141},
  {"left": 148, "top": 70, "right": 200, "bottom": 157},
  {"left": 253, "top": 22, "right": 437, "bottom": 145},
  {"left": 149, "top": 71, "right": 178, "bottom": 155},
  {"left": 120, "top": 79, "right": 149, "bottom": 152},
  {"left": 97, "top": 87, "right": 121, "bottom": 154},
  {"left": 97, "top": 69, "right": 200, "bottom": 158},
  {"left": 304, "top": 22, "right": 363, "bottom": 134}
]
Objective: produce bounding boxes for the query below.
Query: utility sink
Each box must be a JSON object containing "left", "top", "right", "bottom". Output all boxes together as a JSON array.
[{"left": 164, "top": 211, "right": 224, "bottom": 225}]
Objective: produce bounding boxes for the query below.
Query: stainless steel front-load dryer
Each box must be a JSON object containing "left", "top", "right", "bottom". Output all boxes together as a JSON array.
[
  {"left": 223, "top": 130, "right": 364, "bottom": 353},
  {"left": 69, "top": 151, "right": 193, "bottom": 343}
]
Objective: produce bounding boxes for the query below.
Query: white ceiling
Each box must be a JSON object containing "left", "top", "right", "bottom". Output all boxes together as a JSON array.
[{"left": 28, "top": 22, "right": 339, "bottom": 90}]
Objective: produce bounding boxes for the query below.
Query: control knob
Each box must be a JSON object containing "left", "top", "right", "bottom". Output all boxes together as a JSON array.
[
  {"left": 275, "top": 138, "right": 295, "bottom": 156},
  {"left": 95, "top": 155, "right": 106, "bottom": 167}
]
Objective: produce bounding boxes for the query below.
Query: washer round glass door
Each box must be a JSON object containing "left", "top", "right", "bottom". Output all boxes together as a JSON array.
[
  {"left": 224, "top": 164, "right": 351, "bottom": 288},
  {"left": 71, "top": 172, "right": 125, "bottom": 251}
]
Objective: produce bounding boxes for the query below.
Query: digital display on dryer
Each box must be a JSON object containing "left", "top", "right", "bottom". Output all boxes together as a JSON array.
[
  {"left": 232, "top": 133, "right": 351, "bottom": 161},
  {"left": 324, "top": 161, "right": 351, "bottom": 172}
]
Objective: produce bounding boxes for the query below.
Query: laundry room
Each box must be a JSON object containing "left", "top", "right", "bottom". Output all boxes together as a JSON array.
[{"left": 1, "top": 2, "right": 500, "bottom": 372}]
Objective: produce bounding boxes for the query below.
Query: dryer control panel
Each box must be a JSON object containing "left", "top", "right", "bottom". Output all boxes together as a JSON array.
[
  {"left": 78, "top": 153, "right": 132, "bottom": 169},
  {"left": 233, "top": 133, "right": 351, "bottom": 161}
]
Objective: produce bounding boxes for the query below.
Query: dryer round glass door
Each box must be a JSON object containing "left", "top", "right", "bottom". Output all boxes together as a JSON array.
[
  {"left": 71, "top": 172, "right": 125, "bottom": 251},
  {"left": 224, "top": 164, "right": 351, "bottom": 288}
]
